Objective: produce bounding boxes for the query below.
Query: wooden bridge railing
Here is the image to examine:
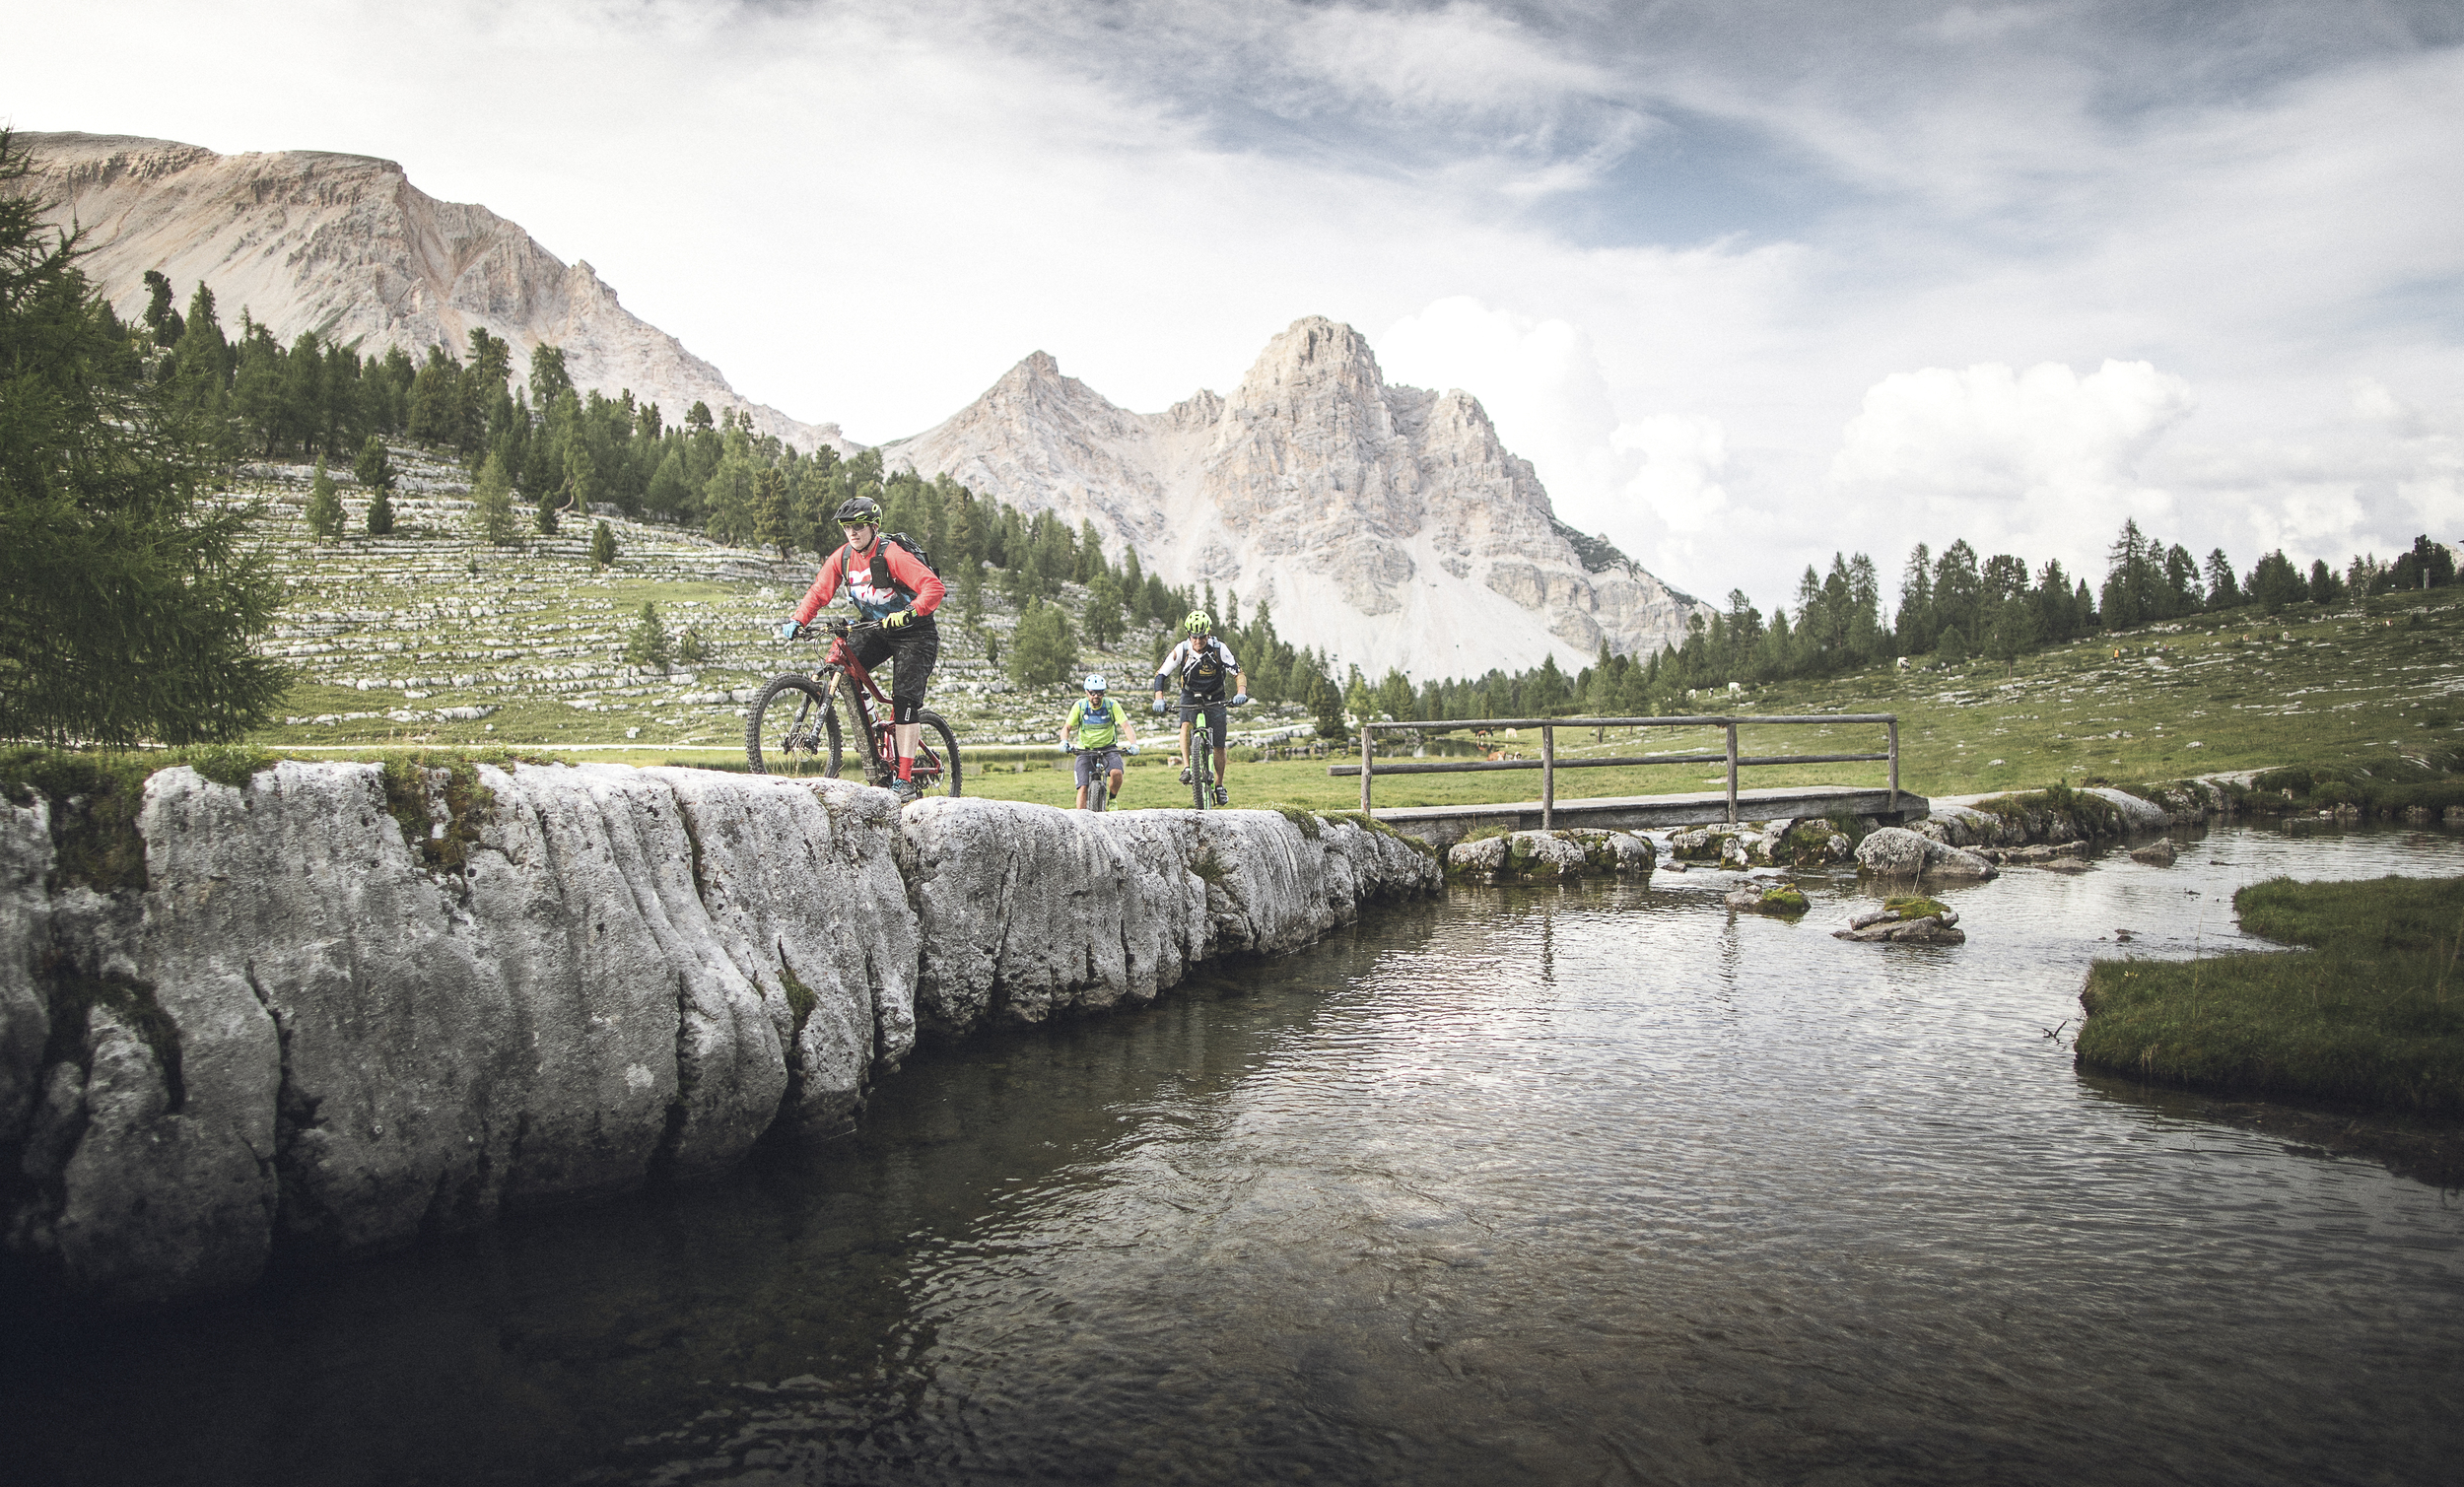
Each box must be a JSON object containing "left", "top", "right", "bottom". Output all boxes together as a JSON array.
[{"left": 1328, "top": 714, "right": 1901, "bottom": 830}]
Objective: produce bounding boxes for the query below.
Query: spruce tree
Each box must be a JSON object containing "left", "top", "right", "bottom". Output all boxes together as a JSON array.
[
  {"left": 354, "top": 434, "right": 395, "bottom": 492},
  {"left": 752, "top": 466, "right": 791, "bottom": 559},
  {"left": 590, "top": 519, "right": 618, "bottom": 569},
  {"left": 366, "top": 482, "right": 395, "bottom": 536},
  {"left": 1008, "top": 599, "right": 1076, "bottom": 687},
  {"left": 1084, "top": 574, "right": 1124, "bottom": 648},
  {"left": 471, "top": 451, "right": 518, "bottom": 546},
  {"left": 0, "top": 131, "right": 285, "bottom": 744},
  {"left": 306, "top": 455, "right": 344, "bottom": 538},
  {"left": 623, "top": 601, "right": 670, "bottom": 668}
]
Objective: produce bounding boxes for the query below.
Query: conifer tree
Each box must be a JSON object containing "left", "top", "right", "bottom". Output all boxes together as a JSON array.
[
  {"left": 354, "top": 434, "right": 395, "bottom": 492},
  {"left": 0, "top": 131, "right": 284, "bottom": 743},
  {"left": 590, "top": 519, "right": 618, "bottom": 569},
  {"left": 624, "top": 601, "right": 670, "bottom": 668},
  {"left": 141, "top": 268, "right": 183, "bottom": 346},
  {"left": 646, "top": 446, "right": 691, "bottom": 523},
  {"left": 471, "top": 451, "right": 519, "bottom": 546},
  {"left": 306, "top": 455, "right": 344, "bottom": 538},
  {"left": 1012, "top": 599, "right": 1079, "bottom": 687},
  {"left": 528, "top": 343, "right": 573, "bottom": 410},
  {"left": 366, "top": 482, "right": 395, "bottom": 536},
  {"left": 1084, "top": 574, "right": 1124, "bottom": 648},
  {"left": 753, "top": 466, "right": 791, "bottom": 559}
]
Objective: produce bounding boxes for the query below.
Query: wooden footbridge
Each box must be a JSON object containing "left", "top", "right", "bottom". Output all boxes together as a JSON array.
[{"left": 1331, "top": 713, "right": 1928, "bottom": 849}]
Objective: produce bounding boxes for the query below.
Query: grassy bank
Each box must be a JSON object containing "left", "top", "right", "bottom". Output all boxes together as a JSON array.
[{"left": 2076, "top": 875, "right": 2464, "bottom": 1115}]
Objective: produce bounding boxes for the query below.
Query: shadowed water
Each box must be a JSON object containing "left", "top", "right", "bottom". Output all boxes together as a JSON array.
[{"left": 5, "top": 825, "right": 2461, "bottom": 1486}]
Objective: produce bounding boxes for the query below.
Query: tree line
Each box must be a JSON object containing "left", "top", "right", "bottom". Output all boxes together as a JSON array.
[{"left": 1361, "top": 518, "right": 2457, "bottom": 728}]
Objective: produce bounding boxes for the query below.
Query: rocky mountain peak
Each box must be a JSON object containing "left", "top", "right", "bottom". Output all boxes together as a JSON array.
[
  {"left": 886, "top": 321, "right": 1711, "bottom": 677},
  {"left": 14, "top": 131, "right": 851, "bottom": 453}
]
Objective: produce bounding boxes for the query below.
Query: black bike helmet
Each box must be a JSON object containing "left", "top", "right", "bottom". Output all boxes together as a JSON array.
[{"left": 834, "top": 495, "right": 883, "bottom": 527}]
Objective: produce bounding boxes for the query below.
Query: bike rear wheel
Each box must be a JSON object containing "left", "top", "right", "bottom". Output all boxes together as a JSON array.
[
  {"left": 879, "top": 709, "right": 964, "bottom": 797},
  {"left": 747, "top": 674, "right": 848, "bottom": 776}
]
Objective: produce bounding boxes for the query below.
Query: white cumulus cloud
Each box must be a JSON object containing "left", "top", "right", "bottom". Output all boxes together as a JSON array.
[{"left": 1829, "top": 359, "right": 2197, "bottom": 575}]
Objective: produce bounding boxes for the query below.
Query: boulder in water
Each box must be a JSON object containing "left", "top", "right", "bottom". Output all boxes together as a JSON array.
[
  {"left": 1855, "top": 827, "right": 1998, "bottom": 881},
  {"left": 1448, "top": 829, "right": 1656, "bottom": 882},
  {"left": 1834, "top": 896, "right": 1966, "bottom": 944}
]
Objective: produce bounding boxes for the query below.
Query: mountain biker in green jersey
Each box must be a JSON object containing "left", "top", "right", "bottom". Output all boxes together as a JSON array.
[
  {"left": 1059, "top": 673, "right": 1138, "bottom": 808},
  {"left": 1152, "top": 611, "right": 1248, "bottom": 807}
]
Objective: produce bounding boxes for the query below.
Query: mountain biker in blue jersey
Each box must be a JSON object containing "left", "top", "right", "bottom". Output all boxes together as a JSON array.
[
  {"left": 1152, "top": 611, "right": 1248, "bottom": 807},
  {"left": 1058, "top": 673, "right": 1138, "bottom": 808}
]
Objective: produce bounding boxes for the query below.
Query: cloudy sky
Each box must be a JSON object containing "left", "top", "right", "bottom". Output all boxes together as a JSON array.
[{"left": 10, "top": 0, "right": 2463, "bottom": 608}]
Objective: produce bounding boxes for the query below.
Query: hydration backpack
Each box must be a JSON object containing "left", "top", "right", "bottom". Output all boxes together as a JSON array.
[{"left": 836, "top": 532, "right": 940, "bottom": 601}]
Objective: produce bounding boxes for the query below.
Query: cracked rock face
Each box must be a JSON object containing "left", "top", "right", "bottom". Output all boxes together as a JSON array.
[
  {"left": 883, "top": 317, "right": 1712, "bottom": 678},
  {"left": 898, "top": 800, "right": 1438, "bottom": 1035},
  {"left": 1, "top": 766, "right": 1432, "bottom": 1308}
]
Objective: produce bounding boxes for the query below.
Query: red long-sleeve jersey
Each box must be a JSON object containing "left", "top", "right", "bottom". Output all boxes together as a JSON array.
[{"left": 793, "top": 537, "right": 945, "bottom": 628}]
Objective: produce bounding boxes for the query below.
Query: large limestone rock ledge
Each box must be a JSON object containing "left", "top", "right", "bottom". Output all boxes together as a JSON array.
[{"left": 0, "top": 764, "right": 1436, "bottom": 1309}]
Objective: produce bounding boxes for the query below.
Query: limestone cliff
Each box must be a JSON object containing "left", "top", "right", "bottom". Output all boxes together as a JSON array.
[
  {"left": 13, "top": 132, "right": 852, "bottom": 454},
  {"left": 884, "top": 317, "right": 1710, "bottom": 678},
  {"left": 0, "top": 765, "right": 1435, "bottom": 1308}
]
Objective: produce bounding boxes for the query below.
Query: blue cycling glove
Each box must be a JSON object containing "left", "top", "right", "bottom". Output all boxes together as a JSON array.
[{"left": 775, "top": 620, "right": 801, "bottom": 641}]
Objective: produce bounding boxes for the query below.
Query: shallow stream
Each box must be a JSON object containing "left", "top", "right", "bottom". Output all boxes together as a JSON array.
[{"left": 6, "top": 823, "right": 2461, "bottom": 1486}]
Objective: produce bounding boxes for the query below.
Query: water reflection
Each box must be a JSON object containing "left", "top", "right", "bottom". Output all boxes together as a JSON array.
[{"left": 3, "top": 829, "right": 2460, "bottom": 1486}]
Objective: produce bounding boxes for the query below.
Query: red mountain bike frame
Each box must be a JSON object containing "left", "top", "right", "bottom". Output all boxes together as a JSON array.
[{"left": 820, "top": 623, "right": 947, "bottom": 785}]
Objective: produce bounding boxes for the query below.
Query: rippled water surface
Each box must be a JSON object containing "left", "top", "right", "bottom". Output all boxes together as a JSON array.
[{"left": 7, "top": 825, "right": 2463, "bottom": 1486}]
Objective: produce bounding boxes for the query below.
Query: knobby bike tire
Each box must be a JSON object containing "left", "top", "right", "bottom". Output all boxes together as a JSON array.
[
  {"left": 746, "top": 674, "right": 840, "bottom": 776},
  {"left": 911, "top": 710, "right": 963, "bottom": 797},
  {"left": 1077, "top": 751, "right": 1108, "bottom": 811},
  {"left": 818, "top": 678, "right": 875, "bottom": 782},
  {"left": 1191, "top": 730, "right": 1210, "bottom": 811}
]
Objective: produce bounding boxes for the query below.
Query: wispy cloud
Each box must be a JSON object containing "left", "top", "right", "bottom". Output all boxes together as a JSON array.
[{"left": 9, "top": 0, "right": 2460, "bottom": 610}]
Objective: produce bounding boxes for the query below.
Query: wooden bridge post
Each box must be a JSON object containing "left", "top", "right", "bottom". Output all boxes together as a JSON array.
[
  {"left": 1360, "top": 725, "right": 1373, "bottom": 814},
  {"left": 1886, "top": 719, "right": 1899, "bottom": 816},
  {"left": 1725, "top": 720, "right": 1739, "bottom": 824},
  {"left": 1540, "top": 723, "right": 1554, "bottom": 831}
]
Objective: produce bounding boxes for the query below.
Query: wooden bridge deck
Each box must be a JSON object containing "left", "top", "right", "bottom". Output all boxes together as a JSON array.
[{"left": 1374, "top": 785, "right": 1930, "bottom": 848}]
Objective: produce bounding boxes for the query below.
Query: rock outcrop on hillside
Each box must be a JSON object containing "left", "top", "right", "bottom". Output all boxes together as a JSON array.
[
  {"left": 13, "top": 132, "right": 852, "bottom": 454},
  {"left": 1, "top": 764, "right": 1435, "bottom": 1309},
  {"left": 885, "top": 318, "right": 1711, "bottom": 678}
]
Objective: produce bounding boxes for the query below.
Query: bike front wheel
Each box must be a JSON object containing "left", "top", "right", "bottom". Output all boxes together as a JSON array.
[
  {"left": 817, "top": 679, "right": 876, "bottom": 782},
  {"left": 1191, "top": 740, "right": 1210, "bottom": 810},
  {"left": 747, "top": 674, "right": 846, "bottom": 776}
]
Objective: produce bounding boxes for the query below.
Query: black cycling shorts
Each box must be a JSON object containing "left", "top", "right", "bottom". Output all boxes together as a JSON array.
[
  {"left": 852, "top": 622, "right": 937, "bottom": 723},
  {"left": 1176, "top": 696, "right": 1228, "bottom": 743}
]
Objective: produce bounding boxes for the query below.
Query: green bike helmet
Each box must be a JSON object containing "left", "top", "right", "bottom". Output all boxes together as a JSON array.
[{"left": 1183, "top": 610, "right": 1214, "bottom": 636}]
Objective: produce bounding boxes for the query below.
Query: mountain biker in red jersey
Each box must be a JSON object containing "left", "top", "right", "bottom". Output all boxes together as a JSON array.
[{"left": 775, "top": 495, "right": 945, "bottom": 803}]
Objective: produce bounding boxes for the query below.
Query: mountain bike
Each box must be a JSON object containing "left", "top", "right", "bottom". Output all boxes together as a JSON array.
[
  {"left": 747, "top": 617, "right": 962, "bottom": 794},
  {"left": 1068, "top": 743, "right": 1136, "bottom": 811},
  {"left": 1167, "top": 698, "right": 1243, "bottom": 810}
]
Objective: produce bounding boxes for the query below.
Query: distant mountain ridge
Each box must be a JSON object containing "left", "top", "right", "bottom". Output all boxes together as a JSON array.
[
  {"left": 14, "top": 131, "right": 853, "bottom": 453},
  {"left": 885, "top": 318, "right": 1710, "bottom": 678}
]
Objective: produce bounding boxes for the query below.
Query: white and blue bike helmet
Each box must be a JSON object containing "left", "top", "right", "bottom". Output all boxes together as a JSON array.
[{"left": 1083, "top": 673, "right": 1108, "bottom": 693}]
